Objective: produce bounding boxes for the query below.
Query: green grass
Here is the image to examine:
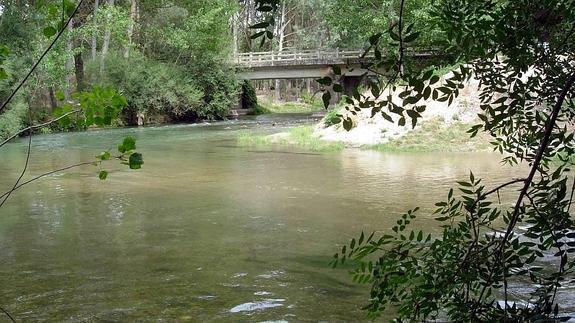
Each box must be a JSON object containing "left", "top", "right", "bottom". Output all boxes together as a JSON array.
[
  {"left": 257, "top": 97, "right": 324, "bottom": 114},
  {"left": 237, "top": 126, "right": 345, "bottom": 152},
  {"left": 367, "top": 118, "right": 491, "bottom": 152},
  {"left": 246, "top": 104, "right": 271, "bottom": 115}
]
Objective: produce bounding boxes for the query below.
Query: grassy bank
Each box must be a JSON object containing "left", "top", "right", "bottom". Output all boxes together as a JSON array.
[
  {"left": 366, "top": 118, "right": 491, "bottom": 152},
  {"left": 237, "top": 118, "right": 491, "bottom": 154},
  {"left": 249, "top": 97, "right": 324, "bottom": 115},
  {"left": 237, "top": 126, "right": 344, "bottom": 152}
]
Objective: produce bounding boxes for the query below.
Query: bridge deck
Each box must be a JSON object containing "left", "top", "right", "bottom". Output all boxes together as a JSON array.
[
  {"left": 234, "top": 48, "right": 438, "bottom": 68},
  {"left": 234, "top": 48, "right": 439, "bottom": 80},
  {"left": 234, "top": 49, "right": 369, "bottom": 68}
]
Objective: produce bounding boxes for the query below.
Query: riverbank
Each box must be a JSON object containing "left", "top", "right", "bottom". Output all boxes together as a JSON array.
[
  {"left": 238, "top": 126, "right": 345, "bottom": 152},
  {"left": 237, "top": 118, "right": 491, "bottom": 153},
  {"left": 248, "top": 96, "right": 325, "bottom": 115}
]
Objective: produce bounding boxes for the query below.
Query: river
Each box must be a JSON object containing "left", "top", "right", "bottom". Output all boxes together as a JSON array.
[{"left": 0, "top": 114, "right": 568, "bottom": 321}]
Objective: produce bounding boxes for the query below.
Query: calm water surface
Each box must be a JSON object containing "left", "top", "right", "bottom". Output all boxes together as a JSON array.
[{"left": 0, "top": 114, "right": 557, "bottom": 321}]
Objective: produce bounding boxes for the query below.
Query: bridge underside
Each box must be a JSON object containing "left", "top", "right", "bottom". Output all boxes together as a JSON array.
[
  {"left": 236, "top": 64, "right": 371, "bottom": 80},
  {"left": 237, "top": 64, "right": 373, "bottom": 99}
]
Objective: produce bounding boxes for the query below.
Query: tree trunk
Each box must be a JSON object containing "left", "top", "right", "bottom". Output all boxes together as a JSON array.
[
  {"left": 232, "top": 12, "right": 239, "bottom": 56},
  {"left": 124, "top": 0, "right": 137, "bottom": 58},
  {"left": 100, "top": 0, "right": 114, "bottom": 76},
  {"left": 48, "top": 87, "right": 57, "bottom": 110},
  {"left": 274, "top": 2, "right": 287, "bottom": 102},
  {"left": 64, "top": 17, "right": 74, "bottom": 100},
  {"left": 91, "top": 0, "right": 99, "bottom": 60},
  {"left": 74, "top": 52, "right": 85, "bottom": 92}
]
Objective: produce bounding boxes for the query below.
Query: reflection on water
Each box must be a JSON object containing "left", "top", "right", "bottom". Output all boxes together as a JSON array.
[{"left": 0, "top": 115, "right": 544, "bottom": 321}]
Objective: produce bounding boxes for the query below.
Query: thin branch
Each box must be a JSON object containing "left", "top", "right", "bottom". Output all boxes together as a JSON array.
[
  {"left": 474, "top": 73, "right": 575, "bottom": 311},
  {"left": 0, "top": 0, "right": 85, "bottom": 115},
  {"left": 568, "top": 175, "right": 575, "bottom": 212},
  {"left": 0, "top": 161, "right": 97, "bottom": 201},
  {"left": 0, "top": 120, "right": 33, "bottom": 208},
  {"left": 0, "top": 306, "right": 16, "bottom": 323},
  {"left": 0, "top": 109, "right": 80, "bottom": 149},
  {"left": 503, "top": 73, "right": 575, "bottom": 242},
  {"left": 477, "top": 178, "right": 527, "bottom": 204},
  {"left": 525, "top": 192, "right": 564, "bottom": 310}
]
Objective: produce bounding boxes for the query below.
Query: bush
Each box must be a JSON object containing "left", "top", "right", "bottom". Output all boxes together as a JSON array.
[
  {"left": 246, "top": 104, "right": 270, "bottom": 115},
  {"left": 324, "top": 107, "right": 341, "bottom": 127},
  {"left": 188, "top": 59, "right": 239, "bottom": 120},
  {"left": 241, "top": 80, "right": 259, "bottom": 110},
  {"left": 90, "top": 52, "right": 204, "bottom": 124},
  {"left": 0, "top": 100, "right": 27, "bottom": 140}
]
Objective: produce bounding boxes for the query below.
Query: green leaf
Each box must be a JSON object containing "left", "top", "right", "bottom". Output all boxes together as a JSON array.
[
  {"left": 404, "top": 32, "right": 420, "bottom": 43},
  {"left": 250, "top": 31, "right": 265, "bottom": 39},
  {"left": 322, "top": 91, "right": 331, "bottom": 109},
  {"left": 369, "top": 33, "right": 382, "bottom": 45},
  {"left": 343, "top": 118, "right": 353, "bottom": 131},
  {"left": 332, "top": 65, "right": 342, "bottom": 75},
  {"left": 398, "top": 117, "right": 406, "bottom": 126},
  {"left": 97, "top": 151, "right": 111, "bottom": 161},
  {"left": 120, "top": 136, "right": 136, "bottom": 153},
  {"left": 98, "top": 170, "right": 108, "bottom": 180},
  {"left": 128, "top": 153, "right": 144, "bottom": 170},
  {"left": 389, "top": 30, "right": 401, "bottom": 42},
  {"left": 317, "top": 77, "right": 332, "bottom": 86},
  {"left": 333, "top": 84, "right": 343, "bottom": 93},
  {"left": 249, "top": 22, "right": 270, "bottom": 29},
  {"left": 43, "top": 26, "right": 57, "bottom": 38},
  {"left": 64, "top": 0, "right": 76, "bottom": 16},
  {"left": 55, "top": 90, "right": 65, "bottom": 101}
]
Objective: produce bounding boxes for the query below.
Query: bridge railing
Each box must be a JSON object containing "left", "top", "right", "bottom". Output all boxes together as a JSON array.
[{"left": 234, "top": 48, "right": 370, "bottom": 67}]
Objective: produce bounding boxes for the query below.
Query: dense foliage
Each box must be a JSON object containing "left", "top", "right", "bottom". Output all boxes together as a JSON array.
[
  {"left": 316, "top": 0, "right": 575, "bottom": 321},
  {"left": 240, "top": 80, "right": 260, "bottom": 111},
  {"left": 0, "top": 0, "right": 240, "bottom": 139},
  {"left": 3, "top": 0, "right": 574, "bottom": 320}
]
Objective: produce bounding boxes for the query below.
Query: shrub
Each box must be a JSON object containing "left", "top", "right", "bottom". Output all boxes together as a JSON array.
[
  {"left": 324, "top": 108, "right": 341, "bottom": 127},
  {"left": 0, "top": 100, "right": 27, "bottom": 141},
  {"left": 240, "top": 80, "right": 259, "bottom": 110},
  {"left": 89, "top": 52, "right": 204, "bottom": 124},
  {"left": 246, "top": 104, "right": 271, "bottom": 115},
  {"left": 188, "top": 59, "right": 239, "bottom": 120}
]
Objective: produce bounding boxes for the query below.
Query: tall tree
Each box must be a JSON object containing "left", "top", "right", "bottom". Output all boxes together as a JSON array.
[
  {"left": 100, "top": 0, "right": 114, "bottom": 76},
  {"left": 124, "top": 0, "right": 137, "bottom": 58},
  {"left": 91, "top": 0, "right": 99, "bottom": 60}
]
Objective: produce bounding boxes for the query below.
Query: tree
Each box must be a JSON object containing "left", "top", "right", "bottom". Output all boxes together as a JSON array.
[
  {"left": 321, "top": 0, "right": 575, "bottom": 321},
  {"left": 250, "top": 0, "right": 575, "bottom": 320}
]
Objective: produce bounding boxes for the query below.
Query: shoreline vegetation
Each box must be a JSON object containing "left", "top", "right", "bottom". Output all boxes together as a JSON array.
[
  {"left": 247, "top": 96, "right": 325, "bottom": 115},
  {"left": 238, "top": 126, "right": 345, "bottom": 152},
  {"left": 236, "top": 118, "right": 492, "bottom": 153},
  {"left": 238, "top": 84, "right": 492, "bottom": 153}
]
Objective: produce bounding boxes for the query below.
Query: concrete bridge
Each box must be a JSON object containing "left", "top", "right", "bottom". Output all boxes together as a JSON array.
[{"left": 234, "top": 48, "right": 437, "bottom": 96}]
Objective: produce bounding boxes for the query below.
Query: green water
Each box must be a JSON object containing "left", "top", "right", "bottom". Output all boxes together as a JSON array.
[{"left": 0, "top": 114, "right": 552, "bottom": 321}]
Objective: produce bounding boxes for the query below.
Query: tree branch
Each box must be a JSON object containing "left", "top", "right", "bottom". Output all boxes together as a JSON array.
[
  {"left": 0, "top": 109, "right": 80, "bottom": 149},
  {"left": 474, "top": 73, "right": 575, "bottom": 312},
  {"left": 0, "top": 161, "right": 97, "bottom": 201},
  {"left": 0, "top": 0, "right": 85, "bottom": 114},
  {"left": 0, "top": 119, "right": 33, "bottom": 208},
  {"left": 0, "top": 306, "right": 16, "bottom": 323}
]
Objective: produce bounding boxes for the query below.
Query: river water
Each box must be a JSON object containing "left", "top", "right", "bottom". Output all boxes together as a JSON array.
[{"left": 0, "top": 114, "right": 564, "bottom": 321}]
